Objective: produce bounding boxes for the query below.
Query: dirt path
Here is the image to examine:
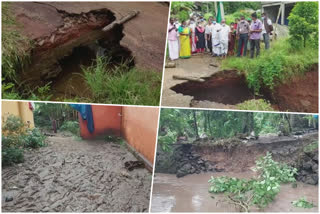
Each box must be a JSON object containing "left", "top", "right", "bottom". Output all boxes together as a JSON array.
[
  {"left": 151, "top": 173, "right": 319, "bottom": 212},
  {"left": 2, "top": 135, "right": 152, "bottom": 212}
]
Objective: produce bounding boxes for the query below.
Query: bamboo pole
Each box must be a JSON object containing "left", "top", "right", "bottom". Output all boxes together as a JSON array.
[{"left": 102, "top": 10, "right": 140, "bottom": 32}]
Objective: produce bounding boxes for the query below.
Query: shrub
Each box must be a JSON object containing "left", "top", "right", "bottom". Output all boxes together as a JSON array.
[
  {"left": 59, "top": 121, "right": 80, "bottom": 136},
  {"left": 23, "top": 128, "right": 46, "bottom": 149},
  {"left": 292, "top": 197, "right": 315, "bottom": 208},
  {"left": 2, "top": 147, "right": 24, "bottom": 166},
  {"left": 236, "top": 99, "right": 274, "bottom": 111}
]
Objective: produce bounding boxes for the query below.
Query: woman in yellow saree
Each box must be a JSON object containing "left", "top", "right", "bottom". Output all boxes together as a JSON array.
[{"left": 178, "top": 21, "right": 191, "bottom": 59}]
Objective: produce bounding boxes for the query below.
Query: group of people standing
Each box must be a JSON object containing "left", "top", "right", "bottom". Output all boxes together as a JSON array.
[{"left": 168, "top": 12, "right": 273, "bottom": 61}]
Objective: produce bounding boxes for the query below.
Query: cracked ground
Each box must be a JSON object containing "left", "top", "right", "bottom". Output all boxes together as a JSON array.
[{"left": 2, "top": 134, "right": 152, "bottom": 212}]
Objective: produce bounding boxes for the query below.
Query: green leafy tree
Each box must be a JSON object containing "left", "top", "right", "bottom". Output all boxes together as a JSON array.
[{"left": 288, "top": 2, "right": 318, "bottom": 48}]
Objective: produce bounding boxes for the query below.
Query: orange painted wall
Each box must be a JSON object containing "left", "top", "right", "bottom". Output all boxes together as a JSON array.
[
  {"left": 80, "top": 105, "right": 121, "bottom": 139},
  {"left": 121, "top": 107, "right": 159, "bottom": 165}
]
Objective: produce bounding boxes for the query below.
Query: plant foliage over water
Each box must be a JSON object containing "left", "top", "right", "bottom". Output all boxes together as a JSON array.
[{"left": 208, "top": 152, "right": 297, "bottom": 211}]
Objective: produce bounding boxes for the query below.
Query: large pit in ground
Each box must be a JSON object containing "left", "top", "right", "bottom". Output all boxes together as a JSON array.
[
  {"left": 170, "top": 67, "right": 318, "bottom": 113},
  {"left": 16, "top": 6, "right": 135, "bottom": 99},
  {"left": 171, "top": 70, "right": 260, "bottom": 105}
]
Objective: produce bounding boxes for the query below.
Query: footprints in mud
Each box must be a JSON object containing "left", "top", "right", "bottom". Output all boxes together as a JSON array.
[{"left": 2, "top": 137, "right": 151, "bottom": 212}]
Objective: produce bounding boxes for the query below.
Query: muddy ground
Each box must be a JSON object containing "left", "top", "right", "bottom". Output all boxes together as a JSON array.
[
  {"left": 162, "top": 54, "right": 318, "bottom": 113},
  {"left": 2, "top": 134, "right": 152, "bottom": 212}
]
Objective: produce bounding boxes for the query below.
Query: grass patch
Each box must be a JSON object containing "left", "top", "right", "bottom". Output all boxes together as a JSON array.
[
  {"left": 292, "top": 197, "right": 315, "bottom": 209},
  {"left": 236, "top": 99, "right": 274, "bottom": 111},
  {"left": 2, "top": 2, "right": 31, "bottom": 81},
  {"left": 82, "top": 56, "right": 162, "bottom": 106},
  {"left": 222, "top": 39, "right": 318, "bottom": 94}
]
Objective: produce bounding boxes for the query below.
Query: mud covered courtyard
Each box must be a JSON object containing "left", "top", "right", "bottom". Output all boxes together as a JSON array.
[{"left": 2, "top": 134, "right": 152, "bottom": 212}]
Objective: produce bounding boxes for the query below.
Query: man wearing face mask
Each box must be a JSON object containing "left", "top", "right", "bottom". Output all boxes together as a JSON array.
[
  {"left": 261, "top": 12, "right": 273, "bottom": 50},
  {"left": 236, "top": 16, "right": 250, "bottom": 57},
  {"left": 211, "top": 17, "right": 222, "bottom": 57},
  {"left": 219, "top": 20, "right": 230, "bottom": 58}
]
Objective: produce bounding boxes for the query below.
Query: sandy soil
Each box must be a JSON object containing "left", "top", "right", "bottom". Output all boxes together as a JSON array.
[{"left": 2, "top": 134, "right": 152, "bottom": 212}]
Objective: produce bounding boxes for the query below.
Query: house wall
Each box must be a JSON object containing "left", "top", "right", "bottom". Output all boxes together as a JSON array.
[
  {"left": 2, "top": 101, "right": 34, "bottom": 128},
  {"left": 79, "top": 105, "right": 122, "bottom": 139},
  {"left": 121, "top": 107, "right": 159, "bottom": 166}
]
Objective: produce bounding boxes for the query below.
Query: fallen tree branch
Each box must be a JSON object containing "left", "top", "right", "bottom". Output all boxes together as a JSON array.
[
  {"left": 173, "top": 75, "right": 205, "bottom": 82},
  {"left": 102, "top": 10, "right": 140, "bottom": 32}
]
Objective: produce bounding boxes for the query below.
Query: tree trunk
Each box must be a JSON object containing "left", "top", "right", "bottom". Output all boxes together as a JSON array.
[{"left": 193, "top": 110, "right": 199, "bottom": 139}]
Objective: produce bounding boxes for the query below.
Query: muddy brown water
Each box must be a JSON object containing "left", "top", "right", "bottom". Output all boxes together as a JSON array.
[
  {"left": 171, "top": 70, "right": 261, "bottom": 105},
  {"left": 2, "top": 134, "right": 151, "bottom": 212},
  {"left": 151, "top": 173, "right": 319, "bottom": 212}
]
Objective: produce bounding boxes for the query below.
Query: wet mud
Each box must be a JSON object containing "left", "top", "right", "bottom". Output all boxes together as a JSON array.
[
  {"left": 2, "top": 135, "right": 151, "bottom": 212},
  {"left": 151, "top": 173, "right": 319, "bottom": 212}
]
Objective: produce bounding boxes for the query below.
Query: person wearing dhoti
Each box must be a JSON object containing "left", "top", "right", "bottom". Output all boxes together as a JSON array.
[
  {"left": 167, "top": 18, "right": 179, "bottom": 60},
  {"left": 211, "top": 18, "right": 221, "bottom": 57},
  {"left": 219, "top": 20, "right": 230, "bottom": 58}
]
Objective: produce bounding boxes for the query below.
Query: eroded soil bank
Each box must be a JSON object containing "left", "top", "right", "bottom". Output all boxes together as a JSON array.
[
  {"left": 10, "top": 2, "right": 168, "bottom": 99},
  {"left": 156, "top": 132, "right": 318, "bottom": 184},
  {"left": 151, "top": 173, "right": 319, "bottom": 212},
  {"left": 168, "top": 62, "right": 318, "bottom": 113},
  {"left": 2, "top": 134, "right": 151, "bottom": 212}
]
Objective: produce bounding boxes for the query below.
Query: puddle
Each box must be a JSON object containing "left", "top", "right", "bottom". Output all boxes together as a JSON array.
[
  {"left": 151, "top": 172, "right": 319, "bottom": 212},
  {"left": 171, "top": 70, "right": 260, "bottom": 105}
]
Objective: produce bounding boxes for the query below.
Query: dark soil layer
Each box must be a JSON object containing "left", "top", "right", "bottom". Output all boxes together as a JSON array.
[
  {"left": 155, "top": 131, "right": 318, "bottom": 185},
  {"left": 171, "top": 70, "right": 258, "bottom": 105},
  {"left": 2, "top": 135, "right": 151, "bottom": 212},
  {"left": 273, "top": 66, "right": 318, "bottom": 113}
]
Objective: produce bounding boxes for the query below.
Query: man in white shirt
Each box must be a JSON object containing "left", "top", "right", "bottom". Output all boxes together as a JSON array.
[
  {"left": 219, "top": 20, "right": 230, "bottom": 58},
  {"left": 211, "top": 18, "right": 221, "bottom": 56},
  {"left": 261, "top": 12, "right": 273, "bottom": 50},
  {"left": 205, "top": 18, "right": 214, "bottom": 53}
]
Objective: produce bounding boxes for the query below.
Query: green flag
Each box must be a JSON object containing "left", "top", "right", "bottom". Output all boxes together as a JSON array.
[{"left": 216, "top": 2, "right": 222, "bottom": 23}]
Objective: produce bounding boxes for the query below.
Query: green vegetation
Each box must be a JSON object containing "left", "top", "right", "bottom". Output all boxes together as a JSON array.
[
  {"left": 158, "top": 109, "right": 317, "bottom": 152},
  {"left": 209, "top": 152, "right": 297, "bottom": 211},
  {"left": 292, "top": 197, "right": 315, "bottom": 209},
  {"left": 236, "top": 99, "right": 273, "bottom": 111},
  {"left": 2, "top": 2, "right": 32, "bottom": 98},
  {"left": 2, "top": 115, "right": 46, "bottom": 166},
  {"left": 34, "top": 103, "right": 79, "bottom": 133},
  {"left": 304, "top": 141, "right": 318, "bottom": 153},
  {"left": 288, "top": 2, "right": 318, "bottom": 48},
  {"left": 83, "top": 56, "right": 161, "bottom": 106},
  {"left": 59, "top": 121, "right": 80, "bottom": 136},
  {"left": 222, "top": 39, "right": 318, "bottom": 93}
]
